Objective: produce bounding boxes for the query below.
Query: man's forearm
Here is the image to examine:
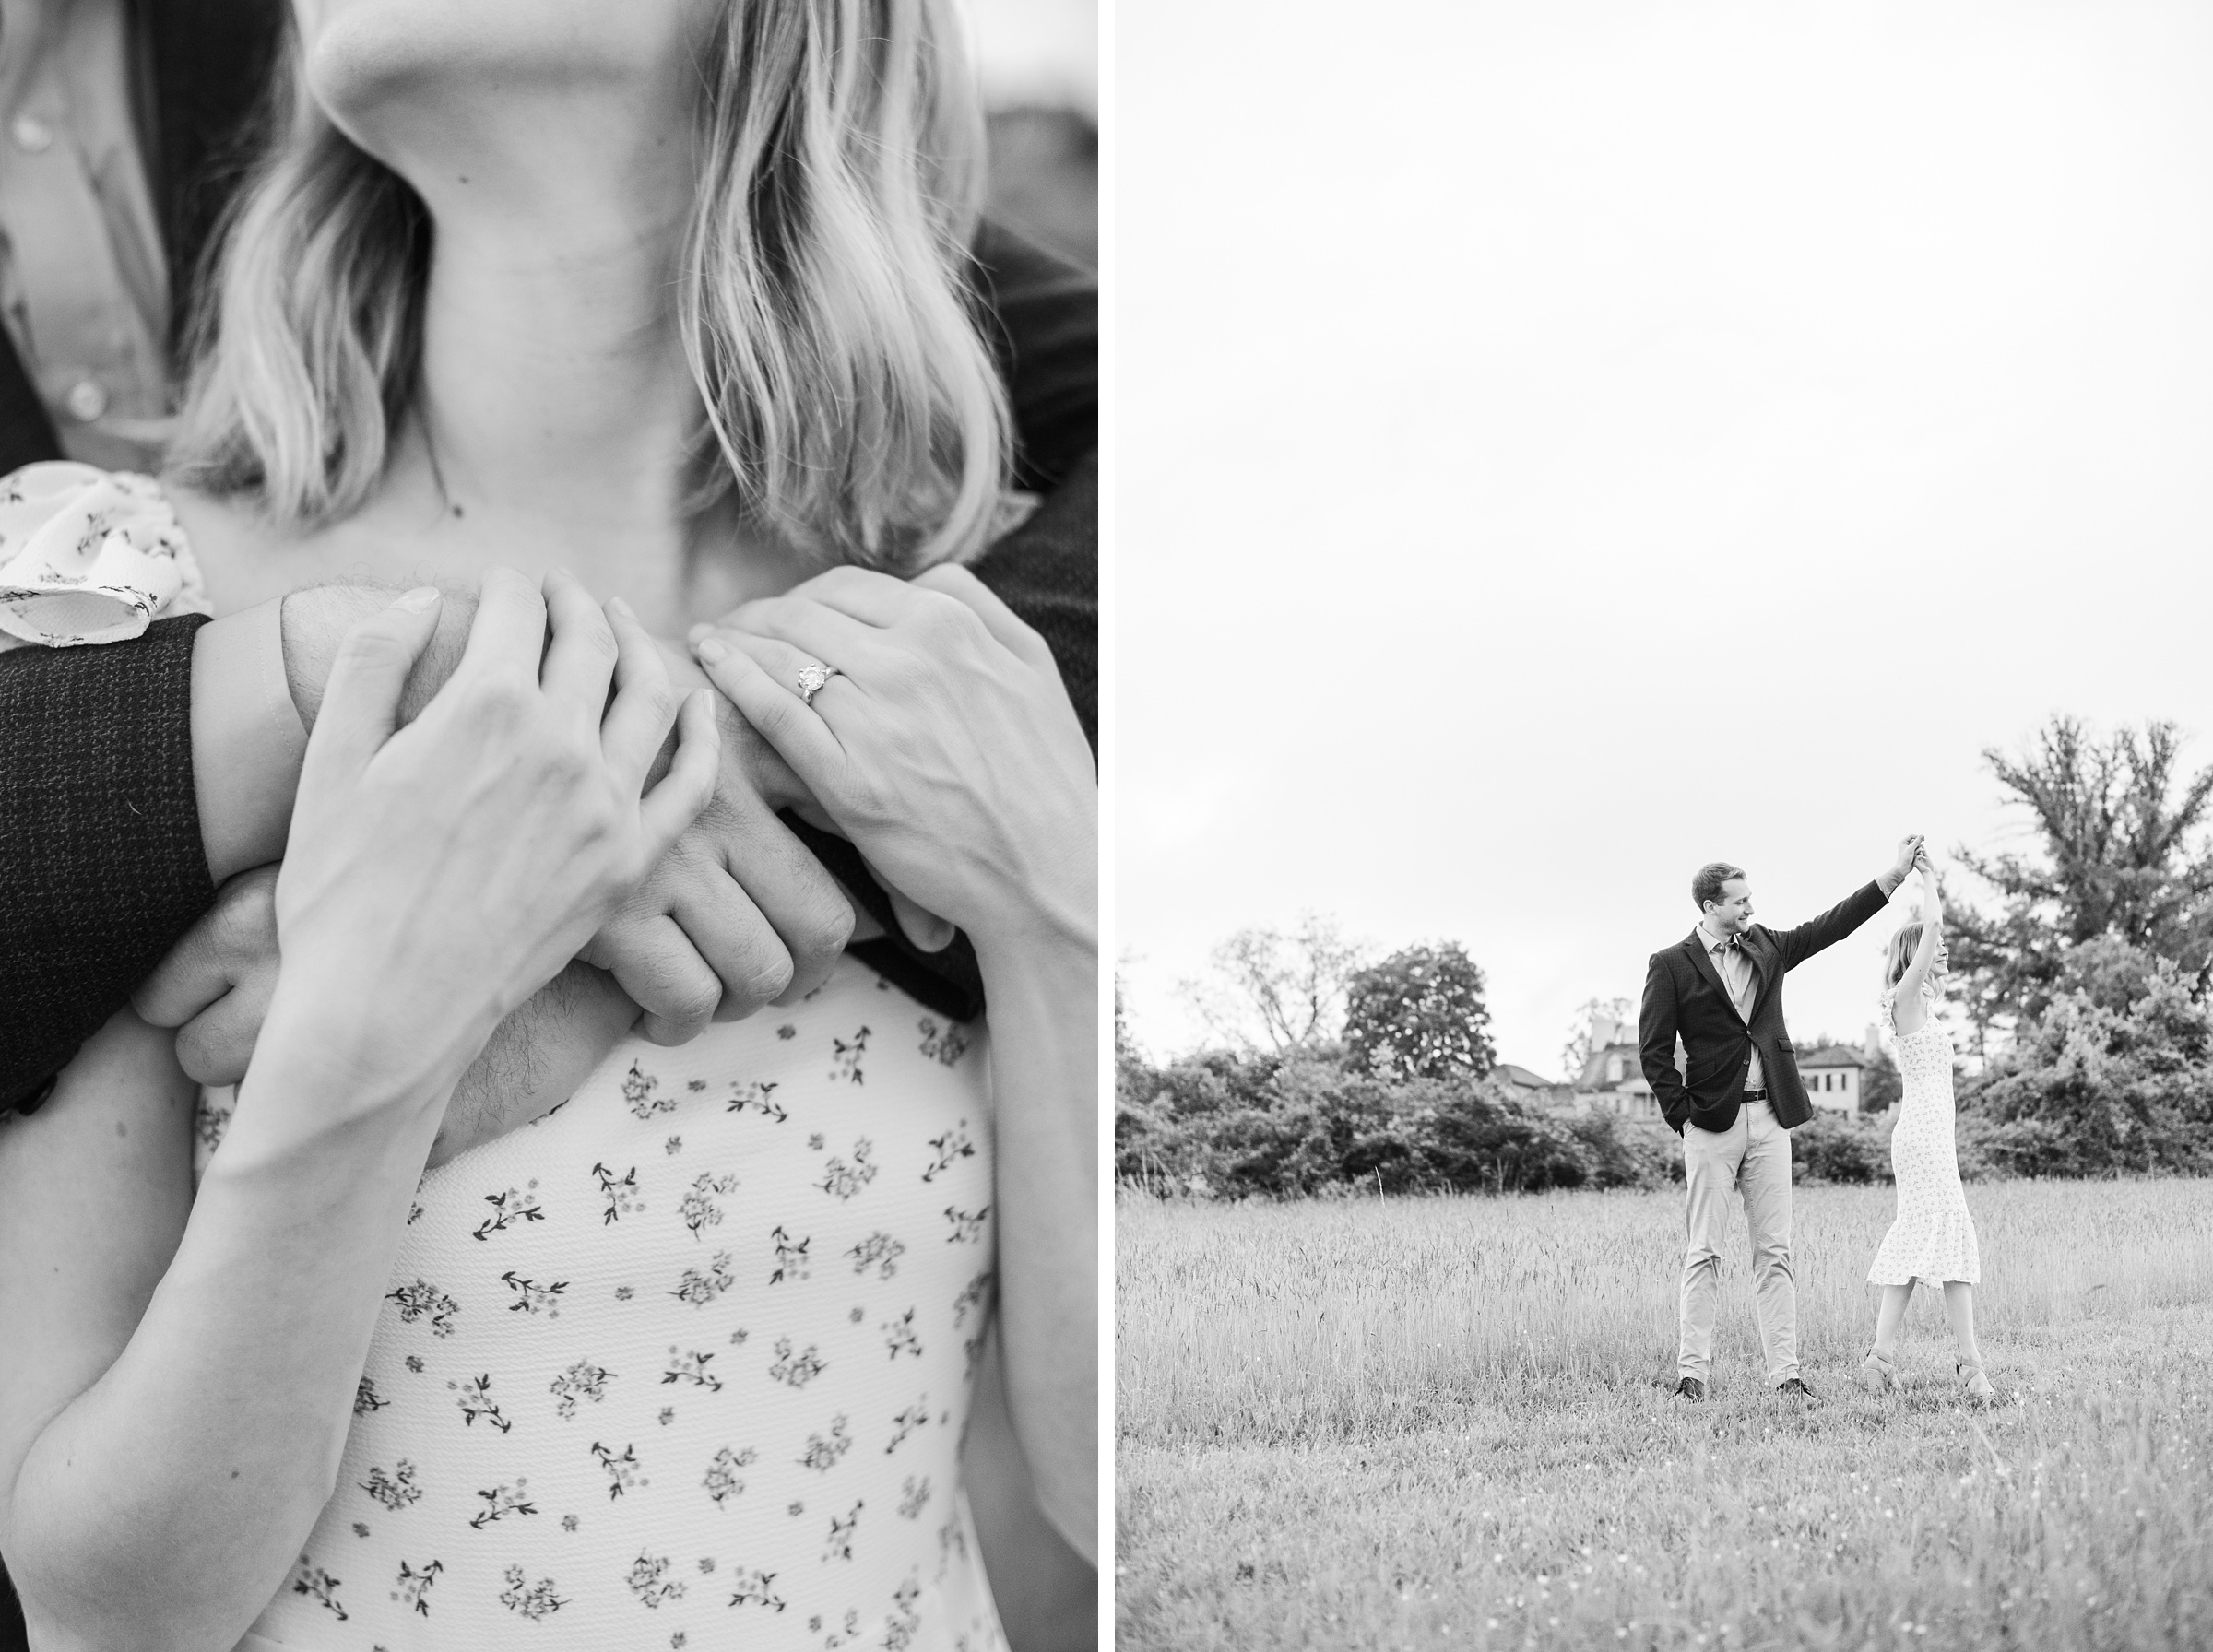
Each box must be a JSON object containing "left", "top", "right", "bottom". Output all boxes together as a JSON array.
[
  {"left": 427, "top": 961, "right": 639, "bottom": 1168},
  {"left": 191, "top": 585, "right": 481, "bottom": 883},
  {"left": 195, "top": 584, "right": 640, "bottom": 1165}
]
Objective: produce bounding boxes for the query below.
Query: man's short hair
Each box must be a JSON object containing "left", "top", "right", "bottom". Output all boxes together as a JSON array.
[{"left": 1692, "top": 862, "right": 1746, "bottom": 911}]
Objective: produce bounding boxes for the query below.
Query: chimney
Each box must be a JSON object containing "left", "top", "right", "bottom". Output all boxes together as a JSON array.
[{"left": 1863, "top": 1022, "right": 1879, "bottom": 1058}]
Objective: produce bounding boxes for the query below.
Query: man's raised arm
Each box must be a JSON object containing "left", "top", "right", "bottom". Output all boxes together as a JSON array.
[{"left": 1770, "top": 838, "right": 1922, "bottom": 973}]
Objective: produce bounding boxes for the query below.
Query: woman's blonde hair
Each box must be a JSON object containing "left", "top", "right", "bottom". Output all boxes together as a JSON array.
[
  {"left": 1882, "top": 923, "right": 1925, "bottom": 991},
  {"left": 172, "top": 0, "right": 1010, "bottom": 571}
]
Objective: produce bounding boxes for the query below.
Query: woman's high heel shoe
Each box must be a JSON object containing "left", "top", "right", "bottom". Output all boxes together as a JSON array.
[
  {"left": 1859, "top": 1350, "right": 1902, "bottom": 1394},
  {"left": 1957, "top": 1361, "right": 1994, "bottom": 1400}
]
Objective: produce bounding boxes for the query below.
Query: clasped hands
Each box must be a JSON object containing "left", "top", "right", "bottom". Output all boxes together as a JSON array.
[{"left": 134, "top": 575, "right": 960, "bottom": 1094}]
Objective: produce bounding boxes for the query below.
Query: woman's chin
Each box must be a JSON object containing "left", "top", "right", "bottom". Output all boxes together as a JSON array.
[
  {"left": 303, "top": 5, "right": 700, "bottom": 184},
  {"left": 303, "top": 1, "right": 691, "bottom": 109},
  {"left": 303, "top": 8, "right": 483, "bottom": 149}
]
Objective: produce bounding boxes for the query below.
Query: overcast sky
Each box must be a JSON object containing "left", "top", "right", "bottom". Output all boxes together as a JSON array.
[
  {"left": 1117, "top": 0, "right": 2213, "bottom": 1076},
  {"left": 972, "top": 0, "right": 1096, "bottom": 112}
]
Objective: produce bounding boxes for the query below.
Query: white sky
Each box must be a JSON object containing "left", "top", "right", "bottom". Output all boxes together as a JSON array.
[
  {"left": 970, "top": 0, "right": 1097, "bottom": 112},
  {"left": 1116, "top": 0, "right": 2213, "bottom": 1077}
]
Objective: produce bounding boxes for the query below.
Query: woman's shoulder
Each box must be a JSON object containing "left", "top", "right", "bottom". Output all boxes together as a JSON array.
[
  {"left": 164, "top": 480, "right": 347, "bottom": 615},
  {"left": 1882, "top": 977, "right": 1940, "bottom": 1032},
  {"left": 0, "top": 462, "right": 209, "bottom": 648}
]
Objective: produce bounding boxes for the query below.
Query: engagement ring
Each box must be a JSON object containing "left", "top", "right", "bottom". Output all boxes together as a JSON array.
[{"left": 796, "top": 663, "right": 839, "bottom": 706}]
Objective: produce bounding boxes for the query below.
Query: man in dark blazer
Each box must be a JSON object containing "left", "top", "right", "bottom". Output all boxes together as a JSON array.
[{"left": 1639, "top": 841, "right": 1921, "bottom": 1403}]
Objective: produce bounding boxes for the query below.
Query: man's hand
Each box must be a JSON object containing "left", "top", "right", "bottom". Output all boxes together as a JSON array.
[
  {"left": 136, "top": 899, "right": 649, "bottom": 1170},
  {"left": 131, "top": 866, "right": 281, "bottom": 1087},
  {"left": 1884, "top": 834, "right": 1925, "bottom": 893},
  {"left": 579, "top": 639, "right": 856, "bottom": 1044}
]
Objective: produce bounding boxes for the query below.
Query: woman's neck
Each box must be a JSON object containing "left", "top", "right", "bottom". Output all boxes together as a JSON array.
[
  {"left": 386, "top": 195, "right": 702, "bottom": 584},
  {"left": 347, "top": 68, "right": 809, "bottom": 624}
]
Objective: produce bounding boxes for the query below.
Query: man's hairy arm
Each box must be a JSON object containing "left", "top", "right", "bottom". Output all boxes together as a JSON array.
[{"left": 156, "top": 584, "right": 645, "bottom": 1166}]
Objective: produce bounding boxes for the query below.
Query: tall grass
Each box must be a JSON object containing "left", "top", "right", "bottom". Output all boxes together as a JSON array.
[
  {"left": 1119, "top": 1182, "right": 2213, "bottom": 1444},
  {"left": 1117, "top": 1181, "right": 2213, "bottom": 1651}
]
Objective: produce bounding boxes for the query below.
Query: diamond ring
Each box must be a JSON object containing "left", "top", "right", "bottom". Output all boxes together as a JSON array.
[{"left": 796, "top": 663, "right": 840, "bottom": 706}]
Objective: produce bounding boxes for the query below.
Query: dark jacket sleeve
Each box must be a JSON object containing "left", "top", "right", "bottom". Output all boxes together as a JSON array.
[
  {"left": 1772, "top": 880, "right": 1890, "bottom": 973},
  {"left": 0, "top": 617, "right": 217, "bottom": 1114},
  {"left": 971, "top": 219, "right": 1096, "bottom": 493},
  {"left": 1639, "top": 951, "right": 1690, "bottom": 1135}
]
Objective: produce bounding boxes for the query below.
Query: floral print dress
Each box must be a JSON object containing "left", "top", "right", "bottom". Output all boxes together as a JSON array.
[
  {"left": 0, "top": 463, "right": 1013, "bottom": 1649},
  {"left": 1866, "top": 980, "right": 1981, "bottom": 1287},
  {"left": 198, "top": 958, "right": 1008, "bottom": 1652}
]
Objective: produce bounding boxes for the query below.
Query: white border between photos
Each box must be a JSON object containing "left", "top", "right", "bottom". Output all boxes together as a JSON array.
[{"left": 1094, "top": 0, "right": 1118, "bottom": 1642}]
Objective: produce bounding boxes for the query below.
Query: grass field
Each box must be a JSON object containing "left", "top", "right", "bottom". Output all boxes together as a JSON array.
[{"left": 1116, "top": 1179, "right": 2213, "bottom": 1651}]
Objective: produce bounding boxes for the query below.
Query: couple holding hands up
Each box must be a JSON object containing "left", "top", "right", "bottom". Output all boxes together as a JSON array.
[{"left": 1641, "top": 835, "right": 1988, "bottom": 1409}]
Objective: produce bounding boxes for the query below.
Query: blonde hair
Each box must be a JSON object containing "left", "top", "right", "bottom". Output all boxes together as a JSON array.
[
  {"left": 1882, "top": 923, "right": 1925, "bottom": 991},
  {"left": 172, "top": 0, "right": 1010, "bottom": 571}
]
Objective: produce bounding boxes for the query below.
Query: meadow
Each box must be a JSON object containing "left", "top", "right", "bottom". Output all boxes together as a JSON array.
[{"left": 1116, "top": 1180, "right": 2213, "bottom": 1651}]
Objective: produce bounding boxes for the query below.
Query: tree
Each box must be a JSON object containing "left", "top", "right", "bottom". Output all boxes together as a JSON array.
[
  {"left": 1178, "top": 913, "right": 1371, "bottom": 1055},
  {"left": 1114, "top": 974, "right": 1154, "bottom": 1104},
  {"left": 1951, "top": 716, "right": 2213, "bottom": 1032},
  {"left": 1968, "top": 937, "right": 2213, "bottom": 1177},
  {"left": 1859, "top": 1050, "right": 1901, "bottom": 1115},
  {"left": 1343, "top": 942, "right": 1497, "bottom": 1081},
  {"left": 1559, "top": 996, "right": 1637, "bottom": 1084}
]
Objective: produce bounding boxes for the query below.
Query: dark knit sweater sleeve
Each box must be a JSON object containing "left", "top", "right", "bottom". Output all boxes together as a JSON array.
[{"left": 0, "top": 616, "right": 216, "bottom": 1113}]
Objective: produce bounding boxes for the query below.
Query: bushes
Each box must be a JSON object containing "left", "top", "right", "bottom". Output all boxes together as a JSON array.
[
  {"left": 1561, "top": 1110, "right": 1683, "bottom": 1189},
  {"left": 1790, "top": 1114, "right": 1890, "bottom": 1185},
  {"left": 1965, "top": 943, "right": 2213, "bottom": 1178},
  {"left": 1120, "top": 939, "right": 2213, "bottom": 1200},
  {"left": 1116, "top": 1049, "right": 1681, "bottom": 1199}
]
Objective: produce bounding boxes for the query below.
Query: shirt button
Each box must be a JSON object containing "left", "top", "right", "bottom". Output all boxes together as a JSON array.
[
  {"left": 65, "top": 378, "right": 108, "bottom": 421},
  {"left": 10, "top": 116, "right": 53, "bottom": 154}
]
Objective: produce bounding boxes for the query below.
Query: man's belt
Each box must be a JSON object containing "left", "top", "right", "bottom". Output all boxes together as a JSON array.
[{"left": 1742, "top": 1087, "right": 1769, "bottom": 1102}]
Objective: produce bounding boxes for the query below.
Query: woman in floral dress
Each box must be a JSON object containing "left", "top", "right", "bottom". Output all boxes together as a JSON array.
[
  {"left": 1860, "top": 852, "right": 1993, "bottom": 1400},
  {"left": 0, "top": 1, "right": 1095, "bottom": 1647}
]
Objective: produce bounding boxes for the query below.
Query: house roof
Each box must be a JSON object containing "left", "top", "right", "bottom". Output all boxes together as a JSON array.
[
  {"left": 1495, "top": 1063, "right": 1562, "bottom": 1090},
  {"left": 1799, "top": 1045, "right": 1868, "bottom": 1068},
  {"left": 1575, "top": 1041, "right": 1641, "bottom": 1088}
]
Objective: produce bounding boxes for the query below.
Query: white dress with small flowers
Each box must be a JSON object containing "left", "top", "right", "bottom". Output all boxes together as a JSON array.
[
  {"left": 197, "top": 961, "right": 1007, "bottom": 1652},
  {"left": 0, "top": 462, "right": 1012, "bottom": 1649},
  {"left": 1866, "top": 980, "right": 1980, "bottom": 1288}
]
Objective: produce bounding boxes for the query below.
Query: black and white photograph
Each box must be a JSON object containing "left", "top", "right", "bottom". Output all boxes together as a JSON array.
[
  {"left": 1117, "top": 2, "right": 2213, "bottom": 1648},
  {"left": 0, "top": 2, "right": 1095, "bottom": 1650},
  {"left": 10, "top": 1, "right": 2213, "bottom": 1649}
]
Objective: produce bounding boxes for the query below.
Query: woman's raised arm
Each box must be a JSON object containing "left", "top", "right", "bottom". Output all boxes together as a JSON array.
[{"left": 1891, "top": 859, "right": 1946, "bottom": 1036}]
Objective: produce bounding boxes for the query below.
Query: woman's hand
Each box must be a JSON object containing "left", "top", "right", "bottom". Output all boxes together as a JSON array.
[
  {"left": 275, "top": 567, "right": 717, "bottom": 1103},
  {"left": 689, "top": 563, "right": 1098, "bottom": 1561},
  {"left": 687, "top": 564, "right": 1095, "bottom": 953}
]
